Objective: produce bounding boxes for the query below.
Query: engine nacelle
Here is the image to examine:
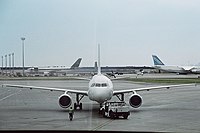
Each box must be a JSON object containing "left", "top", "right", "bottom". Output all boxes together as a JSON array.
[
  {"left": 58, "top": 94, "right": 72, "bottom": 108},
  {"left": 129, "top": 94, "right": 142, "bottom": 108}
]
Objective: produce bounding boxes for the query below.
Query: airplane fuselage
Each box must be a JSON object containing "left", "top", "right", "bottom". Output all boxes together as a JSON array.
[
  {"left": 154, "top": 65, "right": 187, "bottom": 74},
  {"left": 88, "top": 74, "right": 113, "bottom": 103}
]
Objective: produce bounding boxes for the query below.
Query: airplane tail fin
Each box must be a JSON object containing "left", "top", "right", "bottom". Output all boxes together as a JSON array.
[
  {"left": 70, "top": 58, "right": 82, "bottom": 69},
  {"left": 152, "top": 55, "right": 165, "bottom": 65},
  {"left": 94, "top": 61, "right": 98, "bottom": 69},
  {"left": 97, "top": 44, "right": 101, "bottom": 74}
]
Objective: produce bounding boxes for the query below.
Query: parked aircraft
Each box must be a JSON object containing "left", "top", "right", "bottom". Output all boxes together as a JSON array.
[
  {"left": 2, "top": 47, "right": 194, "bottom": 110},
  {"left": 152, "top": 55, "right": 195, "bottom": 74},
  {"left": 25, "top": 58, "right": 82, "bottom": 76}
]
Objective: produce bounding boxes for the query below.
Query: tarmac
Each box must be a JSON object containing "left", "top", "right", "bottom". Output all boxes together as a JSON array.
[{"left": 0, "top": 74, "right": 200, "bottom": 132}]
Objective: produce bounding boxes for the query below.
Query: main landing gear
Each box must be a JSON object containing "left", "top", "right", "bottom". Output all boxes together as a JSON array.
[{"left": 74, "top": 94, "right": 84, "bottom": 110}]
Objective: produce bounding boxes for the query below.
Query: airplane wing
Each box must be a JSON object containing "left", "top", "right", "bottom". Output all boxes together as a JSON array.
[
  {"left": 113, "top": 83, "right": 195, "bottom": 95},
  {"left": 110, "top": 77, "right": 127, "bottom": 80},
  {"left": 71, "top": 77, "right": 91, "bottom": 81},
  {"left": 2, "top": 84, "right": 88, "bottom": 96},
  {"left": 181, "top": 66, "right": 195, "bottom": 71}
]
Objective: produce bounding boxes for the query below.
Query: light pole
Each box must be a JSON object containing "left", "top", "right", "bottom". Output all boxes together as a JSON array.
[
  {"left": 12, "top": 53, "right": 14, "bottom": 75},
  {"left": 9, "top": 54, "right": 11, "bottom": 76},
  {"left": 5, "top": 55, "right": 7, "bottom": 76},
  {"left": 21, "top": 37, "right": 25, "bottom": 76}
]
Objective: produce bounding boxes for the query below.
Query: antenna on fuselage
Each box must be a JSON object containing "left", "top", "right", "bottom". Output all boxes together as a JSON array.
[{"left": 97, "top": 44, "right": 101, "bottom": 75}]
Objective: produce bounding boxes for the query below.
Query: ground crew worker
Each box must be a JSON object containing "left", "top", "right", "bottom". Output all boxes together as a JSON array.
[{"left": 69, "top": 107, "right": 74, "bottom": 121}]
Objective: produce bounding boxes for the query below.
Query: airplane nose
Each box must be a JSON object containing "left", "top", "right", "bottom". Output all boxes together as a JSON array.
[
  {"left": 97, "top": 93, "right": 110, "bottom": 101},
  {"left": 89, "top": 88, "right": 113, "bottom": 103}
]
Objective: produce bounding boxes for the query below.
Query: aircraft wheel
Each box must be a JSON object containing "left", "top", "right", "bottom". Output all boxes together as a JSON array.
[
  {"left": 74, "top": 103, "right": 82, "bottom": 110},
  {"left": 80, "top": 103, "right": 82, "bottom": 110},
  {"left": 123, "top": 114, "right": 128, "bottom": 119},
  {"left": 109, "top": 110, "right": 115, "bottom": 119}
]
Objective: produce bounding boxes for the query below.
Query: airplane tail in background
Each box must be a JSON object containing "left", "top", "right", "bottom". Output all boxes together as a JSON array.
[
  {"left": 70, "top": 58, "right": 82, "bottom": 69},
  {"left": 94, "top": 61, "right": 98, "bottom": 69},
  {"left": 93, "top": 61, "right": 98, "bottom": 74},
  {"left": 152, "top": 55, "right": 165, "bottom": 66}
]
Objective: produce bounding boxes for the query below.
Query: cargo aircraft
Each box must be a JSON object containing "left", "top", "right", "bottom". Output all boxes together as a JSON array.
[
  {"left": 25, "top": 58, "right": 82, "bottom": 76},
  {"left": 152, "top": 55, "right": 200, "bottom": 74},
  {"left": 2, "top": 46, "right": 195, "bottom": 110}
]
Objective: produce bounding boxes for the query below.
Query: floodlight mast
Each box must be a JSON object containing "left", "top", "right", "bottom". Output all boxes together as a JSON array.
[
  {"left": 21, "top": 37, "right": 25, "bottom": 76},
  {"left": 12, "top": 53, "right": 14, "bottom": 75},
  {"left": 9, "top": 54, "right": 11, "bottom": 75},
  {"left": 5, "top": 55, "right": 7, "bottom": 76}
]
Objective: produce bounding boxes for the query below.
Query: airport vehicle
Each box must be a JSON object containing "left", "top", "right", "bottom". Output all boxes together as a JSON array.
[
  {"left": 100, "top": 101, "right": 130, "bottom": 119},
  {"left": 2, "top": 46, "right": 195, "bottom": 110}
]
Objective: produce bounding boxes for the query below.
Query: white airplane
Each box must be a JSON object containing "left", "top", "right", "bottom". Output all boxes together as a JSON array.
[
  {"left": 152, "top": 55, "right": 195, "bottom": 74},
  {"left": 2, "top": 47, "right": 195, "bottom": 110},
  {"left": 153, "top": 55, "right": 200, "bottom": 74},
  {"left": 25, "top": 58, "right": 82, "bottom": 76}
]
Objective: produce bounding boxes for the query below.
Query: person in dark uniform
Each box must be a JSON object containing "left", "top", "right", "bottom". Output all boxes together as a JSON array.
[{"left": 69, "top": 107, "right": 74, "bottom": 121}]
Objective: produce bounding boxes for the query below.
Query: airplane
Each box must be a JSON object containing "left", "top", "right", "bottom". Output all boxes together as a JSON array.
[
  {"left": 25, "top": 58, "right": 82, "bottom": 76},
  {"left": 152, "top": 55, "right": 200, "bottom": 74},
  {"left": 2, "top": 46, "right": 195, "bottom": 110},
  {"left": 152, "top": 55, "right": 193, "bottom": 74}
]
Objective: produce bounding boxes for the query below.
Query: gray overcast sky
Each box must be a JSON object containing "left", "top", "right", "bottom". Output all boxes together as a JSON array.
[{"left": 1, "top": 0, "right": 200, "bottom": 67}]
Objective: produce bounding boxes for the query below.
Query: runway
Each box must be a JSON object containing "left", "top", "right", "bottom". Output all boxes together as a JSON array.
[{"left": 0, "top": 77, "right": 200, "bottom": 132}]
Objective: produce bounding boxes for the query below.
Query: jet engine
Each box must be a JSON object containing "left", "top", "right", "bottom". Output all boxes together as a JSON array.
[
  {"left": 58, "top": 94, "right": 72, "bottom": 108},
  {"left": 129, "top": 94, "right": 142, "bottom": 108}
]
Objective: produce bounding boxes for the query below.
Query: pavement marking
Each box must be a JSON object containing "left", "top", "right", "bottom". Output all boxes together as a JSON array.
[
  {"left": 0, "top": 90, "right": 22, "bottom": 102},
  {"left": 0, "top": 89, "right": 12, "bottom": 96},
  {"left": 92, "top": 119, "right": 114, "bottom": 131}
]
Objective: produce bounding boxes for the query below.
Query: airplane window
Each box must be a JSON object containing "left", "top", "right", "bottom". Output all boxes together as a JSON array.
[
  {"left": 91, "top": 83, "right": 95, "bottom": 87},
  {"left": 96, "top": 83, "right": 101, "bottom": 87},
  {"left": 102, "top": 83, "right": 107, "bottom": 87},
  {"left": 94, "top": 83, "right": 108, "bottom": 87}
]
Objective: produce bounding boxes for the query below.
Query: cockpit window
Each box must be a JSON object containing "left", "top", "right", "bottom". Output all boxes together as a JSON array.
[
  {"left": 91, "top": 83, "right": 108, "bottom": 87},
  {"left": 91, "top": 83, "right": 95, "bottom": 87},
  {"left": 102, "top": 83, "right": 107, "bottom": 87},
  {"left": 96, "top": 83, "right": 101, "bottom": 87}
]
